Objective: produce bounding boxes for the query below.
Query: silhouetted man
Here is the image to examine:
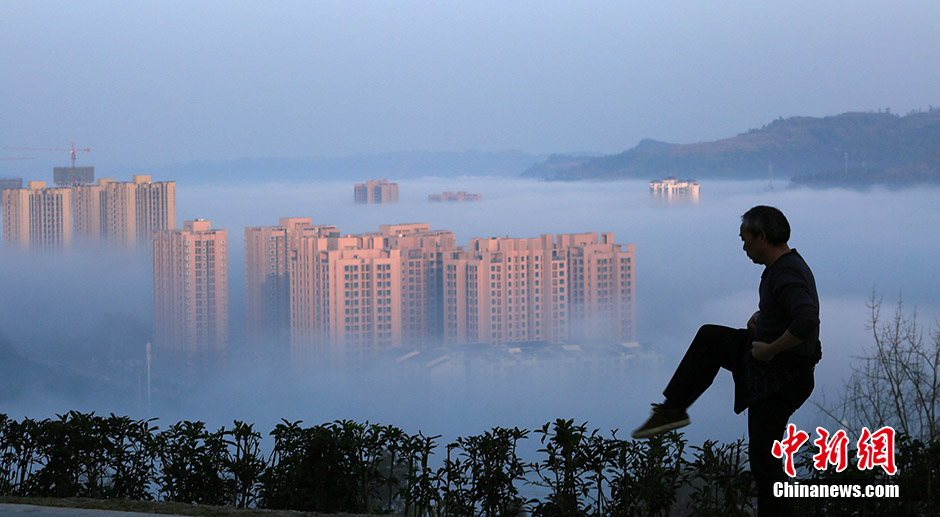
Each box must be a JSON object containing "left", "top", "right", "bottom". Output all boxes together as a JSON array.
[{"left": 632, "top": 205, "right": 820, "bottom": 516}]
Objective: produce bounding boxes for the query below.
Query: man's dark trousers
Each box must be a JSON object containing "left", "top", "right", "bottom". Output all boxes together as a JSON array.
[{"left": 663, "top": 324, "right": 814, "bottom": 517}]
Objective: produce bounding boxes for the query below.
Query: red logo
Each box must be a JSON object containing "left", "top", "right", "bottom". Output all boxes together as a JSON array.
[
  {"left": 772, "top": 424, "right": 897, "bottom": 476},
  {"left": 857, "top": 426, "right": 897, "bottom": 475},
  {"left": 772, "top": 423, "right": 810, "bottom": 477},
  {"left": 812, "top": 427, "right": 850, "bottom": 472}
]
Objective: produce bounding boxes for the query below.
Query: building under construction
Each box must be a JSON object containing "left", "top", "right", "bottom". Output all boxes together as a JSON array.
[
  {"left": 54, "top": 166, "right": 95, "bottom": 186},
  {"left": 0, "top": 177, "right": 23, "bottom": 190}
]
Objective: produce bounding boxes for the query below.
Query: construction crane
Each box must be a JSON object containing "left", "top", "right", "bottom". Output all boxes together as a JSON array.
[{"left": 3, "top": 142, "right": 90, "bottom": 169}]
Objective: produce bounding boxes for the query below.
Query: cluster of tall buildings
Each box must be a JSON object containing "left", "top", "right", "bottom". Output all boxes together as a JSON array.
[
  {"left": 3, "top": 166, "right": 640, "bottom": 377},
  {"left": 239, "top": 220, "right": 636, "bottom": 369},
  {"left": 155, "top": 218, "right": 636, "bottom": 371},
  {"left": 1, "top": 174, "right": 176, "bottom": 250}
]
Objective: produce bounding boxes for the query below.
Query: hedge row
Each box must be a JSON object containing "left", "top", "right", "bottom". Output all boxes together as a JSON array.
[{"left": 1, "top": 412, "right": 935, "bottom": 515}]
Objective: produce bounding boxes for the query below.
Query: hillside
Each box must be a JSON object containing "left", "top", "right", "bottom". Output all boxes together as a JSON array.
[
  {"left": 524, "top": 110, "right": 940, "bottom": 186},
  {"left": 0, "top": 331, "right": 108, "bottom": 404}
]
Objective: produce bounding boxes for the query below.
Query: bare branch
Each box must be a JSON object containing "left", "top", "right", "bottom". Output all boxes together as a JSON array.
[{"left": 824, "top": 293, "right": 940, "bottom": 441}]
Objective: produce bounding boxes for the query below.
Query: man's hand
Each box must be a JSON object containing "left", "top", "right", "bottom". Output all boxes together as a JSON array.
[
  {"left": 751, "top": 331, "right": 805, "bottom": 362},
  {"left": 750, "top": 341, "right": 775, "bottom": 362}
]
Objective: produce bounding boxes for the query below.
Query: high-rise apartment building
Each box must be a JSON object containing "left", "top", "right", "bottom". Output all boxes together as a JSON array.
[
  {"left": 286, "top": 223, "right": 457, "bottom": 368},
  {"left": 71, "top": 179, "right": 111, "bottom": 242},
  {"left": 133, "top": 175, "right": 177, "bottom": 241},
  {"left": 102, "top": 180, "right": 138, "bottom": 244},
  {"left": 153, "top": 219, "right": 229, "bottom": 363},
  {"left": 379, "top": 223, "right": 456, "bottom": 347},
  {"left": 101, "top": 175, "right": 175, "bottom": 245},
  {"left": 244, "top": 217, "right": 327, "bottom": 346},
  {"left": 561, "top": 233, "right": 635, "bottom": 343},
  {"left": 1, "top": 181, "right": 72, "bottom": 251},
  {"left": 289, "top": 227, "right": 400, "bottom": 367},
  {"left": 354, "top": 178, "right": 399, "bottom": 204},
  {"left": 442, "top": 234, "right": 568, "bottom": 345},
  {"left": 1, "top": 186, "right": 30, "bottom": 247}
]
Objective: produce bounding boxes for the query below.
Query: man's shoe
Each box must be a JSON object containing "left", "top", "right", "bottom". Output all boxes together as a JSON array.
[{"left": 631, "top": 403, "right": 690, "bottom": 439}]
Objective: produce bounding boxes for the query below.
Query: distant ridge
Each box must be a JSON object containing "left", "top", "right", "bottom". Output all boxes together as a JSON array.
[
  {"left": 524, "top": 110, "right": 940, "bottom": 187},
  {"left": 155, "top": 150, "right": 542, "bottom": 184}
]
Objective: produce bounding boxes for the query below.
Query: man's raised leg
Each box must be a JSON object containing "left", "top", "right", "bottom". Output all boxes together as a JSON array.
[{"left": 632, "top": 324, "right": 750, "bottom": 439}]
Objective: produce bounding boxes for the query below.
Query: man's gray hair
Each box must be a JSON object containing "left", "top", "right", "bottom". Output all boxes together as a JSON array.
[{"left": 741, "top": 206, "right": 790, "bottom": 245}]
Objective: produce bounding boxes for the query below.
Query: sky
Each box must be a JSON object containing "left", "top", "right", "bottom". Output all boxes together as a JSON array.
[{"left": 2, "top": 1, "right": 940, "bottom": 170}]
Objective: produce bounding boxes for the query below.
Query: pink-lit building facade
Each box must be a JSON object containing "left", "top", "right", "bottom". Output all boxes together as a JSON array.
[
  {"left": 377, "top": 223, "right": 455, "bottom": 347},
  {"left": 101, "top": 175, "right": 177, "bottom": 247},
  {"left": 441, "top": 233, "right": 634, "bottom": 346},
  {"left": 244, "top": 217, "right": 330, "bottom": 346},
  {"left": 287, "top": 226, "right": 406, "bottom": 367},
  {"left": 153, "top": 219, "right": 229, "bottom": 362},
  {"left": 244, "top": 220, "right": 635, "bottom": 368},
  {"left": 561, "top": 233, "right": 635, "bottom": 343},
  {"left": 442, "top": 235, "right": 569, "bottom": 345},
  {"left": 1, "top": 181, "right": 72, "bottom": 251},
  {"left": 71, "top": 179, "right": 110, "bottom": 242},
  {"left": 1, "top": 174, "right": 175, "bottom": 250},
  {"left": 133, "top": 175, "right": 177, "bottom": 243}
]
